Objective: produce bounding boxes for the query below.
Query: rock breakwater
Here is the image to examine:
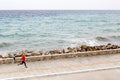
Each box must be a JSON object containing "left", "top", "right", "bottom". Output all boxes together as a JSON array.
[{"left": 0, "top": 43, "right": 120, "bottom": 64}]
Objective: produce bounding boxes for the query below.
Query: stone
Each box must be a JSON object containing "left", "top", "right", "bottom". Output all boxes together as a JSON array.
[
  {"left": 44, "top": 51, "right": 49, "bottom": 55},
  {"left": 27, "top": 50, "right": 34, "bottom": 53},
  {"left": 54, "top": 49, "right": 62, "bottom": 54},
  {"left": 72, "top": 47, "right": 77, "bottom": 52},
  {"left": 48, "top": 50, "right": 57, "bottom": 55},
  {"left": 64, "top": 48, "right": 69, "bottom": 53},
  {"left": 118, "top": 46, "right": 120, "bottom": 48},
  {"left": 15, "top": 52, "right": 22, "bottom": 57},
  {"left": 112, "top": 45, "right": 118, "bottom": 49},
  {"left": 48, "top": 50, "right": 55, "bottom": 55},
  {"left": 22, "top": 49, "right": 28, "bottom": 53},
  {"left": 31, "top": 51, "right": 43, "bottom": 56},
  {"left": 93, "top": 46, "right": 98, "bottom": 50},
  {"left": 81, "top": 45, "right": 88, "bottom": 49},
  {"left": 75, "top": 47, "right": 81, "bottom": 52},
  {"left": 0, "top": 55, "right": 3, "bottom": 58},
  {"left": 2, "top": 54, "right": 9, "bottom": 58},
  {"left": 8, "top": 54, "right": 14, "bottom": 58},
  {"left": 81, "top": 49, "right": 86, "bottom": 52},
  {"left": 101, "top": 45, "right": 107, "bottom": 50},
  {"left": 106, "top": 43, "right": 113, "bottom": 49},
  {"left": 67, "top": 47, "right": 73, "bottom": 53},
  {"left": 25, "top": 53, "right": 32, "bottom": 57},
  {"left": 99, "top": 45, "right": 104, "bottom": 50},
  {"left": 107, "top": 43, "right": 112, "bottom": 46},
  {"left": 92, "top": 46, "right": 102, "bottom": 50},
  {"left": 97, "top": 46, "right": 102, "bottom": 50},
  {"left": 86, "top": 47, "right": 93, "bottom": 51},
  {"left": 39, "top": 51, "right": 44, "bottom": 55},
  {"left": 62, "top": 49, "right": 65, "bottom": 53},
  {"left": 0, "top": 58, "right": 3, "bottom": 64}
]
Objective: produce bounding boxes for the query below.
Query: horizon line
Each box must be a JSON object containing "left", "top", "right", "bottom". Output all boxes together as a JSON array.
[{"left": 0, "top": 9, "right": 120, "bottom": 11}]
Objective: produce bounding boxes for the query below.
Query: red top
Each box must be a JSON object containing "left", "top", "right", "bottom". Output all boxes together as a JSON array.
[{"left": 21, "top": 55, "right": 26, "bottom": 61}]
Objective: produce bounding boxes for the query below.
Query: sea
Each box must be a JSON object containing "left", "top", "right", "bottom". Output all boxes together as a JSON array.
[{"left": 0, "top": 10, "right": 120, "bottom": 53}]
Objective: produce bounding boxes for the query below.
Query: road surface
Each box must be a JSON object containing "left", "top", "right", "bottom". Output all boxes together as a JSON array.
[{"left": 0, "top": 54, "right": 120, "bottom": 80}]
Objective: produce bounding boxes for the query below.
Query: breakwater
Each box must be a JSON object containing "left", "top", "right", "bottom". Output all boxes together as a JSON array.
[{"left": 0, "top": 43, "right": 120, "bottom": 64}]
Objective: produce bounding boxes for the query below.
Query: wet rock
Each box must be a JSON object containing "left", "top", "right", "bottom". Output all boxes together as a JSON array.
[
  {"left": 39, "top": 51, "right": 44, "bottom": 55},
  {"left": 31, "top": 51, "right": 43, "bottom": 56},
  {"left": 97, "top": 46, "right": 102, "bottom": 50},
  {"left": 81, "top": 45, "right": 88, "bottom": 49},
  {"left": 27, "top": 50, "right": 34, "bottom": 53},
  {"left": 98, "top": 45, "right": 103, "bottom": 50},
  {"left": 106, "top": 45, "right": 113, "bottom": 49},
  {"left": 44, "top": 51, "right": 49, "bottom": 55},
  {"left": 81, "top": 49, "right": 86, "bottom": 52},
  {"left": 101, "top": 45, "right": 107, "bottom": 50},
  {"left": 8, "top": 54, "right": 14, "bottom": 58},
  {"left": 107, "top": 43, "right": 112, "bottom": 45},
  {"left": 2, "top": 54, "right": 9, "bottom": 58},
  {"left": 81, "top": 45, "right": 88, "bottom": 51},
  {"left": 112, "top": 45, "right": 118, "bottom": 49},
  {"left": 106, "top": 43, "right": 118, "bottom": 49},
  {"left": 15, "top": 52, "right": 22, "bottom": 57},
  {"left": 0, "top": 58, "right": 3, "bottom": 64},
  {"left": 67, "top": 47, "right": 73, "bottom": 53},
  {"left": 71, "top": 47, "right": 77, "bottom": 52},
  {"left": 0, "top": 55, "right": 3, "bottom": 58},
  {"left": 93, "top": 46, "right": 98, "bottom": 50},
  {"left": 62, "top": 49, "right": 65, "bottom": 53},
  {"left": 75, "top": 47, "right": 81, "bottom": 52},
  {"left": 22, "top": 50, "right": 28, "bottom": 53},
  {"left": 118, "top": 46, "right": 120, "bottom": 48},
  {"left": 54, "top": 50, "right": 62, "bottom": 54},
  {"left": 63, "top": 48, "right": 69, "bottom": 53},
  {"left": 106, "top": 43, "right": 112, "bottom": 49},
  {"left": 48, "top": 49, "right": 62, "bottom": 55},
  {"left": 48, "top": 50, "right": 55, "bottom": 55},
  {"left": 86, "top": 47, "right": 93, "bottom": 51},
  {"left": 93, "top": 46, "right": 102, "bottom": 50}
]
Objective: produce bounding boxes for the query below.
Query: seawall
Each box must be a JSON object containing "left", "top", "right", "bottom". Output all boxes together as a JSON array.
[{"left": 0, "top": 48, "right": 120, "bottom": 64}]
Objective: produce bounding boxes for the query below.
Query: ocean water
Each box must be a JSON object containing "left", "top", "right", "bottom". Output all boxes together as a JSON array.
[{"left": 0, "top": 10, "right": 120, "bottom": 53}]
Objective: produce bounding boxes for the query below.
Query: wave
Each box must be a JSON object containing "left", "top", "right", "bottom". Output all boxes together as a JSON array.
[
  {"left": 116, "top": 23, "right": 120, "bottom": 25},
  {"left": 0, "top": 42, "right": 12, "bottom": 48},
  {"left": 95, "top": 36, "right": 120, "bottom": 45},
  {"left": 96, "top": 36, "right": 109, "bottom": 41},
  {"left": 62, "top": 38, "right": 101, "bottom": 46},
  {"left": 0, "top": 33, "right": 35, "bottom": 38},
  {"left": 109, "top": 35, "right": 120, "bottom": 40}
]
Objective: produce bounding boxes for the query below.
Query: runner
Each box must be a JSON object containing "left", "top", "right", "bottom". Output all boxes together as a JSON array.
[{"left": 18, "top": 50, "right": 28, "bottom": 68}]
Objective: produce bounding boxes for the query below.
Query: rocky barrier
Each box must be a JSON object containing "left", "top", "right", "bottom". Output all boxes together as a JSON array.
[{"left": 0, "top": 43, "right": 120, "bottom": 64}]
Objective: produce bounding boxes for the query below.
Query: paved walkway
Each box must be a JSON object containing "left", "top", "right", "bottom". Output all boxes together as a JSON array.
[
  {"left": 0, "top": 54, "right": 120, "bottom": 80},
  {"left": 19, "top": 67, "right": 120, "bottom": 80}
]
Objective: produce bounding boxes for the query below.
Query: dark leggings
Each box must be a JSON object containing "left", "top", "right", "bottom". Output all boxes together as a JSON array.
[{"left": 19, "top": 61, "right": 27, "bottom": 68}]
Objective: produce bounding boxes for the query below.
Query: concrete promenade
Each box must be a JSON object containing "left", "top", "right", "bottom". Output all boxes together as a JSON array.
[
  {"left": 0, "top": 54, "right": 120, "bottom": 80},
  {"left": 20, "top": 68, "right": 120, "bottom": 80}
]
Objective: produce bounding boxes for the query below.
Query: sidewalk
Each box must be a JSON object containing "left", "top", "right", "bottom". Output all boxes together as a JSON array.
[
  {"left": 19, "top": 67, "right": 120, "bottom": 80},
  {"left": 0, "top": 54, "right": 120, "bottom": 80}
]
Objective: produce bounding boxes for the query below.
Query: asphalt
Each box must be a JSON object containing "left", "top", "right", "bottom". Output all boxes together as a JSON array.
[{"left": 0, "top": 54, "right": 120, "bottom": 80}]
